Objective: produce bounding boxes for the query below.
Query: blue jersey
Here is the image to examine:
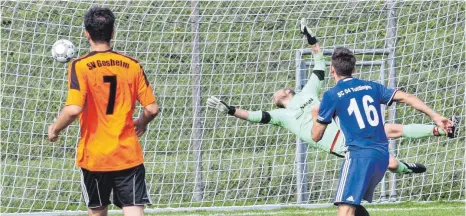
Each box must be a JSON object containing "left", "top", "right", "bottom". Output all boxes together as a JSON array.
[{"left": 317, "top": 77, "right": 397, "bottom": 159}]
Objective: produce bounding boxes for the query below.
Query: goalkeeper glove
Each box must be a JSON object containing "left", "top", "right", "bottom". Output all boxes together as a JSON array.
[
  {"left": 207, "top": 96, "right": 236, "bottom": 115},
  {"left": 300, "top": 18, "right": 318, "bottom": 45}
]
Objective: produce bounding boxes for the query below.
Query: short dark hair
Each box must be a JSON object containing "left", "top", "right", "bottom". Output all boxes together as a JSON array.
[
  {"left": 331, "top": 47, "right": 356, "bottom": 77},
  {"left": 84, "top": 7, "right": 115, "bottom": 43}
]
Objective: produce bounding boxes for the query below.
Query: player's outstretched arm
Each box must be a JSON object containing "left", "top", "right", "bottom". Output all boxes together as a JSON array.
[
  {"left": 392, "top": 91, "right": 453, "bottom": 133},
  {"left": 207, "top": 96, "right": 245, "bottom": 119},
  {"left": 206, "top": 96, "right": 257, "bottom": 121},
  {"left": 207, "top": 96, "right": 282, "bottom": 125}
]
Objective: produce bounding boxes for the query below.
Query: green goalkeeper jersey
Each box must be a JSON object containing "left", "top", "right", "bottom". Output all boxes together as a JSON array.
[{"left": 247, "top": 72, "right": 345, "bottom": 156}]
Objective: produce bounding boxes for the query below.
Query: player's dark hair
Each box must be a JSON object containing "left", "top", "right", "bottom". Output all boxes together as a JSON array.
[
  {"left": 276, "top": 103, "right": 285, "bottom": 109},
  {"left": 331, "top": 47, "right": 356, "bottom": 77},
  {"left": 84, "top": 7, "right": 115, "bottom": 44}
]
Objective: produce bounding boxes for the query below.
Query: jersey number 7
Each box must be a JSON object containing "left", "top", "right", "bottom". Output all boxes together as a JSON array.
[
  {"left": 103, "top": 75, "right": 117, "bottom": 115},
  {"left": 347, "top": 95, "right": 379, "bottom": 129}
]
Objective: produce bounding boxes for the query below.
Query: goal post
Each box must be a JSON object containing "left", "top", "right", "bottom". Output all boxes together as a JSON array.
[{"left": 1, "top": 0, "right": 464, "bottom": 214}]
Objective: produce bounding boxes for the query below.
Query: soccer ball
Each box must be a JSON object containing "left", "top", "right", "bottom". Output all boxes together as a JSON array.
[{"left": 51, "top": 39, "right": 76, "bottom": 63}]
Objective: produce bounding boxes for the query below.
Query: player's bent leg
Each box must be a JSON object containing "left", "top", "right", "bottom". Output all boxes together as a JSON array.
[
  {"left": 122, "top": 206, "right": 144, "bottom": 216},
  {"left": 387, "top": 154, "right": 399, "bottom": 170},
  {"left": 300, "top": 18, "right": 326, "bottom": 84},
  {"left": 88, "top": 206, "right": 108, "bottom": 216},
  {"left": 403, "top": 124, "right": 440, "bottom": 138},
  {"left": 338, "top": 204, "right": 356, "bottom": 216},
  {"left": 387, "top": 155, "right": 426, "bottom": 174},
  {"left": 385, "top": 122, "right": 457, "bottom": 139},
  {"left": 384, "top": 123, "right": 403, "bottom": 138},
  {"left": 300, "top": 18, "right": 318, "bottom": 47}
]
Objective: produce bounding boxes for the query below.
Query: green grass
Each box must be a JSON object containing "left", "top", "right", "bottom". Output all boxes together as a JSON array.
[{"left": 141, "top": 202, "right": 466, "bottom": 216}]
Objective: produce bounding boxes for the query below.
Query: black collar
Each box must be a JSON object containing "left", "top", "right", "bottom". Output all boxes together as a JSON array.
[{"left": 89, "top": 47, "right": 113, "bottom": 54}]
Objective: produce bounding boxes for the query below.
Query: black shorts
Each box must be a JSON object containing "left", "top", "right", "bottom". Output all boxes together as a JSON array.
[{"left": 80, "top": 164, "right": 151, "bottom": 208}]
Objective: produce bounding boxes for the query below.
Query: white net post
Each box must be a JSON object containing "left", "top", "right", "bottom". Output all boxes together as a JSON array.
[
  {"left": 385, "top": 0, "right": 399, "bottom": 200},
  {"left": 294, "top": 49, "right": 308, "bottom": 204},
  {"left": 190, "top": 0, "right": 204, "bottom": 202}
]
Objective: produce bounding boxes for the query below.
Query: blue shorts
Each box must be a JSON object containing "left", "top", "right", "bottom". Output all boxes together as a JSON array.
[{"left": 334, "top": 156, "right": 389, "bottom": 206}]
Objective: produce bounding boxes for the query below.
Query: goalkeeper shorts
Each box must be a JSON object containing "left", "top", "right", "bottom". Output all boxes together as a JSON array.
[
  {"left": 330, "top": 130, "right": 346, "bottom": 158},
  {"left": 80, "top": 163, "right": 152, "bottom": 208},
  {"left": 333, "top": 155, "right": 388, "bottom": 206}
]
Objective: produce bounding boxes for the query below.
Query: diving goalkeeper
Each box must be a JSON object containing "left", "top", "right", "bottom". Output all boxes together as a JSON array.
[{"left": 207, "top": 20, "right": 457, "bottom": 174}]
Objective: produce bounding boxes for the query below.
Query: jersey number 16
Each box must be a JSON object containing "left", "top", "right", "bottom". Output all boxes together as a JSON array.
[{"left": 347, "top": 95, "right": 379, "bottom": 129}]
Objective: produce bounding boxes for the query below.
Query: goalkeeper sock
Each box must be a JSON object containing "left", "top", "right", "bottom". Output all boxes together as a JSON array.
[
  {"left": 306, "top": 34, "right": 318, "bottom": 46},
  {"left": 394, "top": 158, "right": 409, "bottom": 174},
  {"left": 313, "top": 52, "right": 325, "bottom": 71},
  {"left": 402, "top": 124, "right": 446, "bottom": 138},
  {"left": 302, "top": 27, "right": 318, "bottom": 45}
]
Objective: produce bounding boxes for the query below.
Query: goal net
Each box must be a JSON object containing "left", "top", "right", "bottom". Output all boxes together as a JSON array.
[{"left": 1, "top": 0, "right": 464, "bottom": 213}]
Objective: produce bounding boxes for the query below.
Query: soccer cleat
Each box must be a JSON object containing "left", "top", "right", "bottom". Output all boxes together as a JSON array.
[
  {"left": 300, "top": 18, "right": 317, "bottom": 45},
  {"left": 448, "top": 115, "right": 458, "bottom": 138},
  {"left": 401, "top": 161, "right": 426, "bottom": 174},
  {"left": 300, "top": 18, "right": 310, "bottom": 35},
  {"left": 355, "top": 205, "right": 370, "bottom": 216}
]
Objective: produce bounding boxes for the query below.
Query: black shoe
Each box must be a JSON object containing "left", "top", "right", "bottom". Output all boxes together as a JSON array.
[
  {"left": 300, "top": 18, "right": 317, "bottom": 45},
  {"left": 448, "top": 115, "right": 458, "bottom": 138},
  {"left": 401, "top": 161, "right": 426, "bottom": 174},
  {"left": 355, "top": 205, "right": 370, "bottom": 216}
]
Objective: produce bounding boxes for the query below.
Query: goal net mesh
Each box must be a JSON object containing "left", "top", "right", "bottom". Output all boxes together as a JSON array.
[{"left": 1, "top": 0, "right": 464, "bottom": 213}]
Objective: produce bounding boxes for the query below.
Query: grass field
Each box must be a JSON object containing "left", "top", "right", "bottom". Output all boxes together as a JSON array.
[{"left": 138, "top": 202, "right": 466, "bottom": 216}]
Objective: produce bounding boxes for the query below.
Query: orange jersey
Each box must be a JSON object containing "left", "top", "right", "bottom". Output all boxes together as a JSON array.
[{"left": 65, "top": 49, "right": 156, "bottom": 171}]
